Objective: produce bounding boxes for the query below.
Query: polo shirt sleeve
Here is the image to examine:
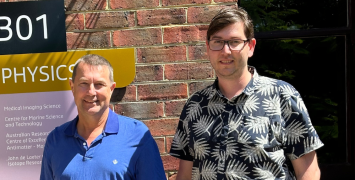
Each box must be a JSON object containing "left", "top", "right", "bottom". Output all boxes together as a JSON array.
[
  {"left": 135, "top": 130, "right": 166, "bottom": 180},
  {"left": 40, "top": 132, "right": 54, "bottom": 180},
  {"left": 279, "top": 83, "right": 324, "bottom": 160},
  {"left": 169, "top": 96, "right": 194, "bottom": 161}
]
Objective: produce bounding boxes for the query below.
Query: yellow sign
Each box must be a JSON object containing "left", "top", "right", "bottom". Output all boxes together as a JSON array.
[{"left": 0, "top": 49, "right": 135, "bottom": 94}]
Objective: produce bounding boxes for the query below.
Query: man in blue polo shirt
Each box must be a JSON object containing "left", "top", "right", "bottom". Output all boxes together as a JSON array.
[{"left": 40, "top": 54, "right": 166, "bottom": 180}]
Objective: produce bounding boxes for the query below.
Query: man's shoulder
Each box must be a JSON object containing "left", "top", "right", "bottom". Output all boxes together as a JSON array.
[
  {"left": 255, "top": 74, "right": 296, "bottom": 89},
  {"left": 189, "top": 83, "right": 215, "bottom": 99},
  {"left": 49, "top": 118, "right": 75, "bottom": 134},
  {"left": 116, "top": 114, "right": 149, "bottom": 134}
]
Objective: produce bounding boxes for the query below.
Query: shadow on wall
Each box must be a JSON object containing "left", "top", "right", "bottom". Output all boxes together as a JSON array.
[{"left": 111, "top": 87, "right": 126, "bottom": 103}]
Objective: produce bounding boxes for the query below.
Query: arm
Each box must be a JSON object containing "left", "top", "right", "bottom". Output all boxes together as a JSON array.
[
  {"left": 176, "top": 159, "right": 193, "bottom": 180},
  {"left": 291, "top": 151, "right": 320, "bottom": 180}
]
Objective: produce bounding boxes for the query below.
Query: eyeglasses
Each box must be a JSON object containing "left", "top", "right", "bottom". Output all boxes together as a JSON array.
[{"left": 208, "top": 39, "right": 249, "bottom": 51}]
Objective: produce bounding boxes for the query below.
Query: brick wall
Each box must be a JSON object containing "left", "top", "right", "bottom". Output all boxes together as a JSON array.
[{"left": 2, "top": 0, "right": 238, "bottom": 179}]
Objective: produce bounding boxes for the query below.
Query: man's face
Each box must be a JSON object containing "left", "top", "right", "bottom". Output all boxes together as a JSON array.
[
  {"left": 206, "top": 22, "right": 256, "bottom": 80},
  {"left": 69, "top": 62, "right": 116, "bottom": 118}
]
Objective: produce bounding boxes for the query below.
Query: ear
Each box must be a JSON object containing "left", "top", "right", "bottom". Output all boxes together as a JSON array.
[
  {"left": 69, "top": 79, "right": 74, "bottom": 93},
  {"left": 110, "top": 82, "right": 116, "bottom": 93},
  {"left": 247, "top": 38, "right": 256, "bottom": 57}
]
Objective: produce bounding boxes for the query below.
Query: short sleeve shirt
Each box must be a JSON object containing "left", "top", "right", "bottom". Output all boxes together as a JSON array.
[{"left": 169, "top": 67, "right": 324, "bottom": 180}]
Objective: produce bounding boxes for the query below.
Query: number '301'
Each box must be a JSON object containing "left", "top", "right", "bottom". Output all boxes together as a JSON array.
[{"left": 0, "top": 14, "right": 47, "bottom": 41}]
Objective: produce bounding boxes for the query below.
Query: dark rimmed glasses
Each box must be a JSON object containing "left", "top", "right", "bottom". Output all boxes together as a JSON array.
[{"left": 208, "top": 39, "right": 249, "bottom": 51}]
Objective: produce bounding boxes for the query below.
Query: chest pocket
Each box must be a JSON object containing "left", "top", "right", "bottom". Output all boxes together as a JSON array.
[{"left": 238, "top": 115, "right": 283, "bottom": 152}]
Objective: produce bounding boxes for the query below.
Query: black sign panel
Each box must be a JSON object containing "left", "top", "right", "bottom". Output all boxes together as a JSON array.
[{"left": 0, "top": 0, "right": 66, "bottom": 55}]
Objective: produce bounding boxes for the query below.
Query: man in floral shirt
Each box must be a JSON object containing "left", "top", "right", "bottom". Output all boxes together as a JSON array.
[{"left": 170, "top": 7, "right": 323, "bottom": 180}]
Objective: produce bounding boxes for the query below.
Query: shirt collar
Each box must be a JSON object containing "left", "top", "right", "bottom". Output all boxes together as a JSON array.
[
  {"left": 211, "top": 66, "right": 259, "bottom": 98},
  {"left": 64, "top": 108, "right": 119, "bottom": 136}
]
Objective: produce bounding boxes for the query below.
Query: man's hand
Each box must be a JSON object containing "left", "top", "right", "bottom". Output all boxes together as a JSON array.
[
  {"left": 291, "top": 151, "right": 321, "bottom": 180},
  {"left": 176, "top": 159, "right": 193, "bottom": 180}
]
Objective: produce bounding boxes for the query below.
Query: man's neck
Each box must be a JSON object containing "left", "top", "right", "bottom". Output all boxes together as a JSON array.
[
  {"left": 217, "top": 68, "right": 252, "bottom": 100},
  {"left": 76, "top": 109, "right": 109, "bottom": 146}
]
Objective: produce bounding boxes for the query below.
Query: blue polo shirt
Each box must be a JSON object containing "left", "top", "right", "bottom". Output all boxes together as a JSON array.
[{"left": 40, "top": 109, "right": 166, "bottom": 180}]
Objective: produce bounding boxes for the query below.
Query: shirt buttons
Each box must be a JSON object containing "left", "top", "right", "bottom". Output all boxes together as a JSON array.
[{"left": 83, "top": 142, "right": 86, "bottom": 146}]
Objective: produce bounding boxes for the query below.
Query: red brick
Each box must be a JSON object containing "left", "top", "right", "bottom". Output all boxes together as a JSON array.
[
  {"left": 64, "top": 0, "right": 106, "bottom": 11},
  {"left": 137, "top": 46, "right": 186, "bottom": 63},
  {"left": 66, "top": 32, "right": 110, "bottom": 49},
  {"left": 121, "top": 85, "right": 137, "bottom": 102},
  {"left": 137, "top": 9, "right": 186, "bottom": 26},
  {"left": 135, "top": 65, "right": 163, "bottom": 82},
  {"left": 114, "top": 102, "right": 164, "bottom": 119},
  {"left": 215, "top": 0, "right": 238, "bottom": 2},
  {"left": 189, "top": 81, "right": 214, "bottom": 95},
  {"left": 66, "top": 14, "right": 85, "bottom": 31},
  {"left": 143, "top": 119, "right": 179, "bottom": 136},
  {"left": 86, "top": 12, "right": 135, "bottom": 29},
  {"left": 165, "top": 100, "right": 186, "bottom": 117},
  {"left": 166, "top": 136, "right": 174, "bottom": 153},
  {"left": 154, "top": 137, "right": 166, "bottom": 153},
  {"left": 113, "top": 28, "right": 162, "bottom": 47},
  {"left": 138, "top": 83, "right": 188, "bottom": 100},
  {"left": 163, "top": 25, "right": 208, "bottom": 44},
  {"left": 110, "top": 0, "right": 159, "bottom": 9},
  {"left": 168, "top": 173, "right": 177, "bottom": 180},
  {"left": 188, "top": 44, "right": 208, "bottom": 60},
  {"left": 162, "top": 0, "right": 210, "bottom": 6},
  {"left": 165, "top": 62, "right": 214, "bottom": 80},
  {"left": 162, "top": 155, "right": 180, "bottom": 171},
  {"left": 188, "top": 5, "right": 237, "bottom": 23}
]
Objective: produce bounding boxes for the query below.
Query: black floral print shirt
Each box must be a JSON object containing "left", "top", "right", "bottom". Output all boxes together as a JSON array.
[{"left": 170, "top": 67, "right": 323, "bottom": 180}]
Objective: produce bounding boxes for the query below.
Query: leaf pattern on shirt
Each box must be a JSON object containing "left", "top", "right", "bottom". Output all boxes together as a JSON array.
[
  {"left": 200, "top": 85, "right": 216, "bottom": 100},
  {"left": 294, "top": 95, "right": 308, "bottom": 113},
  {"left": 192, "top": 166, "right": 200, "bottom": 180},
  {"left": 201, "top": 161, "right": 218, "bottom": 180},
  {"left": 254, "top": 76, "right": 277, "bottom": 96},
  {"left": 253, "top": 162, "right": 284, "bottom": 180},
  {"left": 270, "top": 149, "right": 286, "bottom": 165},
  {"left": 285, "top": 120, "right": 308, "bottom": 145},
  {"left": 206, "top": 96, "right": 225, "bottom": 116},
  {"left": 228, "top": 113, "right": 243, "bottom": 134},
  {"left": 194, "top": 138, "right": 211, "bottom": 160},
  {"left": 236, "top": 94, "right": 260, "bottom": 114},
  {"left": 245, "top": 116, "right": 270, "bottom": 134},
  {"left": 225, "top": 160, "right": 250, "bottom": 180},
  {"left": 304, "top": 136, "right": 323, "bottom": 153},
  {"left": 193, "top": 115, "right": 215, "bottom": 136},
  {"left": 240, "top": 144, "right": 267, "bottom": 163},
  {"left": 171, "top": 130, "right": 189, "bottom": 155},
  {"left": 263, "top": 95, "right": 282, "bottom": 116},
  {"left": 237, "top": 130, "right": 251, "bottom": 144},
  {"left": 280, "top": 100, "right": 297, "bottom": 122},
  {"left": 186, "top": 98, "right": 203, "bottom": 121},
  {"left": 226, "top": 137, "right": 239, "bottom": 158}
]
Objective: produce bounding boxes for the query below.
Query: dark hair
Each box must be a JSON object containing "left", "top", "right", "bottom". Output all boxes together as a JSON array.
[
  {"left": 207, "top": 7, "right": 254, "bottom": 40},
  {"left": 72, "top": 54, "right": 114, "bottom": 83}
]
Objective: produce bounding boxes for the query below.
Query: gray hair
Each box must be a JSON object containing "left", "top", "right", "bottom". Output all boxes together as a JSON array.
[{"left": 72, "top": 54, "right": 114, "bottom": 83}]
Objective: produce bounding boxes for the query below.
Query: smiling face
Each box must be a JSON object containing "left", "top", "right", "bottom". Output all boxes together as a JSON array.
[
  {"left": 69, "top": 62, "right": 116, "bottom": 119},
  {"left": 207, "top": 22, "right": 256, "bottom": 80}
]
